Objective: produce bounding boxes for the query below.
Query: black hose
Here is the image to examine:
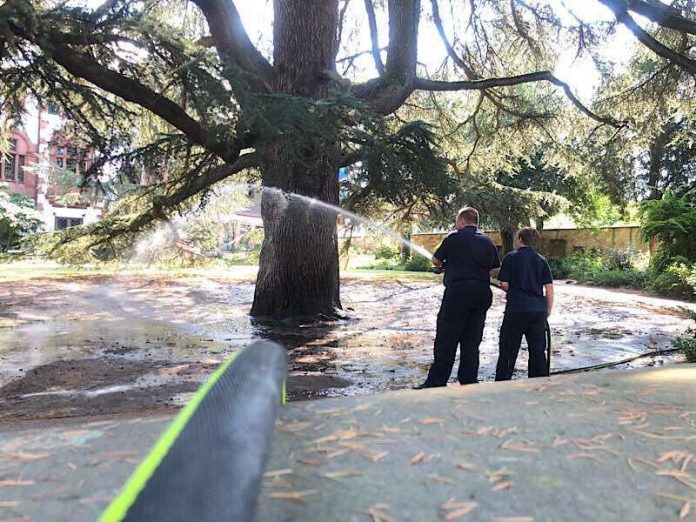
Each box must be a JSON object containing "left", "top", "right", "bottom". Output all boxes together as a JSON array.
[
  {"left": 115, "top": 341, "right": 287, "bottom": 522},
  {"left": 549, "top": 347, "right": 681, "bottom": 375}
]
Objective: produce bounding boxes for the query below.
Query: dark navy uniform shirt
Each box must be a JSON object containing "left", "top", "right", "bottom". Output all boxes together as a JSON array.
[
  {"left": 433, "top": 226, "right": 501, "bottom": 287},
  {"left": 498, "top": 246, "right": 553, "bottom": 312}
]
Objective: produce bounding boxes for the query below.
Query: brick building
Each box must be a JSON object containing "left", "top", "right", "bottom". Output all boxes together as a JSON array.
[{"left": 1, "top": 108, "right": 102, "bottom": 231}]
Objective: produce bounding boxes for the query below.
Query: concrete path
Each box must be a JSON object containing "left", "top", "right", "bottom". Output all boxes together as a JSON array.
[{"left": 1, "top": 365, "right": 695, "bottom": 521}]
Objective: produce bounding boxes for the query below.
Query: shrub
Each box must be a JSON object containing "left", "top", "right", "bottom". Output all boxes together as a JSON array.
[
  {"left": 547, "top": 249, "right": 648, "bottom": 289},
  {"left": 547, "top": 257, "right": 571, "bottom": 279},
  {"left": 649, "top": 262, "right": 696, "bottom": 300},
  {"left": 374, "top": 245, "right": 400, "bottom": 260},
  {"left": 641, "top": 192, "right": 696, "bottom": 261},
  {"left": 404, "top": 254, "right": 432, "bottom": 272}
]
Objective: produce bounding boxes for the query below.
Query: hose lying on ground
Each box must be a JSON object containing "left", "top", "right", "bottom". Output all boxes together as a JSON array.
[
  {"left": 550, "top": 347, "right": 682, "bottom": 375},
  {"left": 101, "top": 340, "right": 287, "bottom": 522}
]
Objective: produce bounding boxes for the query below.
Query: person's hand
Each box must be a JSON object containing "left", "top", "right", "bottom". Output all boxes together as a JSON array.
[{"left": 433, "top": 266, "right": 443, "bottom": 274}]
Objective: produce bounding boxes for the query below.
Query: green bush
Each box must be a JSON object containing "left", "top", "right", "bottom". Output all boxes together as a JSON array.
[
  {"left": 584, "top": 269, "right": 648, "bottom": 288},
  {"left": 547, "top": 257, "right": 571, "bottom": 279},
  {"left": 649, "top": 261, "right": 696, "bottom": 300},
  {"left": 404, "top": 255, "right": 432, "bottom": 272},
  {"left": 547, "top": 248, "right": 648, "bottom": 289},
  {"left": 641, "top": 192, "right": 696, "bottom": 261},
  {"left": 374, "top": 245, "right": 400, "bottom": 260}
]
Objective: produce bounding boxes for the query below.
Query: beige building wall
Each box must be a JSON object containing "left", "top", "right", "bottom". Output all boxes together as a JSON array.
[{"left": 412, "top": 226, "right": 652, "bottom": 258}]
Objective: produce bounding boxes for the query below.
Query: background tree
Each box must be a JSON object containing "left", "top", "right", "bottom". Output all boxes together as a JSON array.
[
  {"left": 2, "top": 0, "right": 695, "bottom": 319},
  {"left": 0, "top": 189, "right": 42, "bottom": 252}
]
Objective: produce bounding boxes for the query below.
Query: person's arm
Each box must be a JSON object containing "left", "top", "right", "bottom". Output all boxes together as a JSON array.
[
  {"left": 497, "top": 254, "right": 511, "bottom": 292},
  {"left": 432, "top": 235, "right": 451, "bottom": 271},
  {"left": 541, "top": 257, "right": 554, "bottom": 316},
  {"left": 545, "top": 283, "right": 554, "bottom": 317}
]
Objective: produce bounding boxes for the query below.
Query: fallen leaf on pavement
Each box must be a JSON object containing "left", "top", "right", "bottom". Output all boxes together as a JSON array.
[{"left": 269, "top": 490, "right": 318, "bottom": 503}]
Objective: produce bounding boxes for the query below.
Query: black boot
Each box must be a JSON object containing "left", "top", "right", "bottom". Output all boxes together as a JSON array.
[{"left": 412, "top": 382, "right": 445, "bottom": 390}]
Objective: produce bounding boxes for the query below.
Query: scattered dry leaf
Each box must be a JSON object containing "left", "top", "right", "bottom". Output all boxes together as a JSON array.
[
  {"left": 442, "top": 501, "right": 478, "bottom": 521},
  {"left": 428, "top": 474, "right": 456, "bottom": 485},
  {"left": 368, "top": 504, "right": 396, "bottom": 522},
  {"left": 264, "top": 469, "right": 293, "bottom": 479},
  {"left": 501, "top": 440, "right": 539, "bottom": 453},
  {"left": 0, "top": 479, "right": 34, "bottom": 487},
  {"left": 268, "top": 490, "right": 318, "bottom": 504},
  {"left": 418, "top": 417, "right": 446, "bottom": 425},
  {"left": 320, "top": 468, "right": 361, "bottom": 481},
  {"left": 411, "top": 453, "right": 436, "bottom": 465},
  {"left": 314, "top": 429, "right": 369, "bottom": 444},
  {"left": 680, "top": 501, "right": 691, "bottom": 520},
  {"left": 370, "top": 451, "right": 389, "bottom": 463},
  {"left": 492, "top": 480, "right": 514, "bottom": 491},
  {"left": 567, "top": 453, "right": 602, "bottom": 463}
]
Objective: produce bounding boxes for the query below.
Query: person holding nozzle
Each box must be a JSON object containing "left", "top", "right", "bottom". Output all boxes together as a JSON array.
[
  {"left": 494, "top": 227, "right": 554, "bottom": 381},
  {"left": 414, "top": 207, "right": 501, "bottom": 389}
]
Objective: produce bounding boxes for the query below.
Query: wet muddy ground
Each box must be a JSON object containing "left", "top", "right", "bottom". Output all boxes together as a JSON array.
[{"left": 0, "top": 269, "right": 693, "bottom": 423}]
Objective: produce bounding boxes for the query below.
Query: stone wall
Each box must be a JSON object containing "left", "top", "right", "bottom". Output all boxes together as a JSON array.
[{"left": 412, "top": 226, "right": 653, "bottom": 258}]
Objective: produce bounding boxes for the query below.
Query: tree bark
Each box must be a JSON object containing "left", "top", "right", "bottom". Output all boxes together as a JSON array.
[
  {"left": 251, "top": 0, "right": 342, "bottom": 320},
  {"left": 501, "top": 228, "right": 515, "bottom": 255},
  {"left": 251, "top": 147, "right": 341, "bottom": 320}
]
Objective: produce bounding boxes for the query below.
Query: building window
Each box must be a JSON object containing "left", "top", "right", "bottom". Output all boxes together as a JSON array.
[
  {"left": 17, "top": 155, "right": 25, "bottom": 183},
  {"left": 55, "top": 157, "right": 65, "bottom": 169},
  {"left": 66, "top": 158, "right": 77, "bottom": 173},
  {"left": 2, "top": 139, "right": 17, "bottom": 181},
  {"left": 55, "top": 217, "right": 83, "bottom": 230},
  {"left": 3, "top": 155, "right": 13, "bottom": 181}
]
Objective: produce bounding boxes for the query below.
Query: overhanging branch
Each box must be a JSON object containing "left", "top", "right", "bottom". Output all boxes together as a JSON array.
[
  {"left": 600, "top": 0, "right": 696, "bottom": 74},
  {"left": 625, "top": 0, "right": 696, "bottom": 35},
  {"left": 414, "top": 73, "right": 624, "bottom": 127}
]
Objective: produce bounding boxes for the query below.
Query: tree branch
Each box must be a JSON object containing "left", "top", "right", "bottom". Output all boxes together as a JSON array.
[
  {"left": 189, "top": 0, "right": 274, "bottom": 91},
  {"left": 413, "top": 72, "right": 624, "bottom": 127},
  {"left": 44, "top": 40, "right": 242, "bottom": 161},
  {"left": 600, "top": 0, "right": 696, "bottom": 74},
  {"left": 364, "top": 0, "right": 385, "bottom": 75},
  {"left": 114, "top": 152, "right": 258, "bottom": 235},
  {"left": 625, "top": 0, "right": 696, "bottom": 35}
]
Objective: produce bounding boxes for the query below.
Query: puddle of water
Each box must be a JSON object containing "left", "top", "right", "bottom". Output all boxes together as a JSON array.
[{"left": 0, "top": 275, "right": 693, "bottom": 420}]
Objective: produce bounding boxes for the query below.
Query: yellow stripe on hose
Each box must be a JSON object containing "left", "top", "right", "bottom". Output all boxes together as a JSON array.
[{"left": 100, "top": 354, "right": 238, "bottom": 522}]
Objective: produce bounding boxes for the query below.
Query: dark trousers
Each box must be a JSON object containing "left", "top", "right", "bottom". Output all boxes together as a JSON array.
[
  {"left": 424, "top": 281, "right": 492, "bottom": 386},
  {"left": 495, "top": 311, "right": 548, "bottom": 381}
]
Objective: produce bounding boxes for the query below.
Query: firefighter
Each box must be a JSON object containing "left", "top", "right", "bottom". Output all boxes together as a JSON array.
[
  {"left": 415, "top": 207, "right": 501, "bottom": 388},
  {"left": 495, "top": 227, "right": 555, "bottom": 381}
]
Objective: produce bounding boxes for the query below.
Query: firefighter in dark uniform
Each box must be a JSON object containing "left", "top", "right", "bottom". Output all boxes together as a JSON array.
[
  {"left": 415, "top": 207, "right": 501, "bottom": 389},
  {"left": 495, "top": 227, "right": 555, "bottom": 381}
]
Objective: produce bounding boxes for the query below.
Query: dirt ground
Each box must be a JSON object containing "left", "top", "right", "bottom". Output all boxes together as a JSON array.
[{"left": 0, "top": 267, "right": 693, "bottom": 423}]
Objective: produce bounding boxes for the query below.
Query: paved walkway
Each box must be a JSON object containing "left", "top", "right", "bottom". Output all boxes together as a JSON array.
[{"left": 1, "top": 365, "right": 695, "bottom": 521}]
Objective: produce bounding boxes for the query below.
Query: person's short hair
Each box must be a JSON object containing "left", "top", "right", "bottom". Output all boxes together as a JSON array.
[
  {"left": 517, "top": 227, "right": 541, "bottom": 248},
  {"left": 456, "top": 207, "right": 479, "bottom": 225}
]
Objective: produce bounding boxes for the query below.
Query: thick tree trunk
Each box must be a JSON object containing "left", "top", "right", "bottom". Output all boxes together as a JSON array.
[
  {"left": 250, "top": 0, "right": 342, "bottom": 320},
  {"left": 501, "top": 228, "right": 515, "bottom": 255},
  {"left": 251, "top": 148, "right": 342, "bottom": 320}
]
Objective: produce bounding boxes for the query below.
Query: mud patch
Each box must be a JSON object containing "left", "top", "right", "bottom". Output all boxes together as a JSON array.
[
  {"left": 0, "top": 382, "right": 199, "bottom": 421},
  {"left": 286, "top": 374, "right": 351, "bottom": 400},
  {"left": 0, "top": 359, "right": 156, "bottom": 396}
]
